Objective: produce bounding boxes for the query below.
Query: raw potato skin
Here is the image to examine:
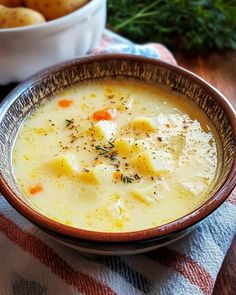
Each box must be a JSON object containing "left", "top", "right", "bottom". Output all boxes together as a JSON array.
[
  {"left": 0, "top": 5, "right": 45, "bottom": 28},
  {"left": 25, "top": 0, "right": 89, "bottom": 21},
  {"left": 0, "top": 0, "right": 24, "bottom": 7}
]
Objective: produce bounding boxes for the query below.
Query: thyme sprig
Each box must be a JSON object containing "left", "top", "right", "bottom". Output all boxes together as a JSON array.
[
  {"left": 108, "top": 141, "right": 114, "bottom": 148},
  {"left": 65, "top": 119, "right": 74, "bottom": 127},
  {"left": 121, "top": 174, "right": 134, "bottom": 184},
  {"left": 95, "top": 141, "right": 118, "bottom": 160},
  {"left": 95, "top": 145, "right": 110, "bottom": 155}
]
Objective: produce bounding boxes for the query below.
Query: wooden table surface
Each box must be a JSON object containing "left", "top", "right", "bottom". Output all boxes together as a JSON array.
[
  {"left": 0, "top": 51, "right": 235, "bottom": 295},
  {"left": 174, "top": 51, "right": 236, "bottom": 295}
]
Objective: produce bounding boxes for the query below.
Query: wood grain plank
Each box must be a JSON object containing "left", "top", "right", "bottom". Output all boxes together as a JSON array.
[{"left": 174, "top": 51, "right": 236, "bottom": 106}]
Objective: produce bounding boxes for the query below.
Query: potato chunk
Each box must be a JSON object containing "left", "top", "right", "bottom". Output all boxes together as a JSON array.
[
  {"left": 132, "top": 116, "right": 157, "bottom": 132},
  {"left": 131, "top": 151, "right": 169, "bottom": 176},
  {"left": 169, "top": 134, "right": 186, "bottom": 159},
  {"left": 79, "top": 164, "right": 114, "bottom": 185},
  {"left": 0, "top": 5, "right": 45, "bottom": 28},
  {"left": 131, "top": 139, "right": 151, "bottom": 154},
  {"left": 47, "top": 154, "right": 79, "bottom": 176},
  {"left": 114, "top": 138, "right": 133, "bottom": 156},
  {"left": 108, "top": 196, "right": 127, "bottom": 228},
  {"left": 94, "top": 164, "right": 114, "bottom": 183},
  {"left": 25, "top": 0, "right": 89, "bottom": 21},
  {"left": 0, "top": 1, "right": 24, "bottom": 7},
  {"left": 118, "top": 97, "right": 133, "bottom": 111},
  {"left": 93, "top": 120, "right": 116, "bottom": 141},
  {"left": 131, "top": 184, "right": 158, "bottom": 205},
  {"left": 114, "top": 138, "right": 151, "bottom": 157},
  {"left": 79, "top": 169, "right": 98, "bottom": 184}
]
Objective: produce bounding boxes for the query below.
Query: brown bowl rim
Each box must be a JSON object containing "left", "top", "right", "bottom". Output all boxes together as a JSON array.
[{"left": 0, "top": 54, "right": 235, "bottom": 242}]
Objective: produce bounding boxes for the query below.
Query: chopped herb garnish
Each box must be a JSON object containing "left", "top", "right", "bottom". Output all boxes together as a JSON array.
[
  {"left": 108, "top": 141, "right": 114, "bottom": 148},
  {"left": 95, "top": 145, "right": 110, "bottom": 155},
  {"left": 95, "top": 142, "right": 118, "bottom": 161},
  {"left": 65, "top": 119, "right": 74, "bottom": 127},
  {"left": 109, "top": 152, "right": 118, "bottom": 161},
  {"left": 121, "top": 174, "right": 134, "bottom": 184}
]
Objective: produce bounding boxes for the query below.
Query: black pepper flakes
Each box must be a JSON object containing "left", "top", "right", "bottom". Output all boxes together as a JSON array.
[{"left": 134, "top": 174, "right": 141, "bottom": 180}]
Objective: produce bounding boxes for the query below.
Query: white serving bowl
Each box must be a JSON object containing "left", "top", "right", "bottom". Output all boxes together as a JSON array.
[{"left": 0, "top": 0, "right": 106, "bottom": 85}]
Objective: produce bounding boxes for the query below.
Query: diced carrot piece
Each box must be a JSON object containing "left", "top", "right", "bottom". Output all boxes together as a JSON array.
[
  {"left": 58, "top": 99, "right": 73, "bottom": 108},
  {"left": 92, "top": 108, "right": 117, "bottom": 121},
  {"left": 113, "top": 171, "right": 122, "bottom": 181},
  {"left": 29, "top": 183, "right": 43, "bottom": 195}
]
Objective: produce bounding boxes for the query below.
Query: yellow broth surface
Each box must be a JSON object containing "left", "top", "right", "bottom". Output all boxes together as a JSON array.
[{"left": 13, "top": 80, "right": 219, "bottom": 232}]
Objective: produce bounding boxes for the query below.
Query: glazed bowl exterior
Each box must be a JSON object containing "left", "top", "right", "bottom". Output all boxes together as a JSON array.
[
  {"left": 0, "top": 54, "right": 235, "bottom": 255},
  {"left": 0, "top": 0, "right": 106, "bottom": 85}
]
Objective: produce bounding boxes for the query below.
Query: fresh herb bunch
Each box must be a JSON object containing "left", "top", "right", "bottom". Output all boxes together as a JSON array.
[{"left": 108, "top": 0, "right": 236, "bottom": 52}]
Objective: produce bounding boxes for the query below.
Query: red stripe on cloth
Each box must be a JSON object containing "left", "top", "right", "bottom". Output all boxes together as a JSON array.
[
  {"left": 147, "top": 43, "right": 177, "bottom": 65},
  {"left": 97, "top": 34, "right": 113, "bottom": 50},
  {"left": 0, "top": 213, "right": 117, "bottom": 295},
  {"left": 147, "top": 247, "right": 214, "bottom": 295},
  {"left": 227, "top": 188, "right": 236, "bottom": 205}
]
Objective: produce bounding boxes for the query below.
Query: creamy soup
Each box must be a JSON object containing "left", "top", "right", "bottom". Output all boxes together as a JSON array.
[{"left": 13, "top": 80, "right": 219, "bottom": 232}]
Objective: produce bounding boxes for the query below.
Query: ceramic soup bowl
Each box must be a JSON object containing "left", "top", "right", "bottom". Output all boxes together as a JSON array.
[{"left": 0, "top": 54, "right": 235, "bottom": 255}]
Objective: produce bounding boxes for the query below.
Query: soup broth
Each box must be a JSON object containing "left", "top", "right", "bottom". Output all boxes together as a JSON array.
[{"left": 13, "top": 80, "right": 219, "bottom": 232}]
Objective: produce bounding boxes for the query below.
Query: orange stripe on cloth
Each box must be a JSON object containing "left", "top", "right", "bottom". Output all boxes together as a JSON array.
[
  {"left": 0, "top": 213, "right": 117, "bottom": 295},
  {"left": 147, "top": 247, "right": 214, "bottom": 295}
]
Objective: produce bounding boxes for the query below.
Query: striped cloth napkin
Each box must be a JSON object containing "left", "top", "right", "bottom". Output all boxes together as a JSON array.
[{"left": 0, "top": 30, "right": 235, "bottom": 295}]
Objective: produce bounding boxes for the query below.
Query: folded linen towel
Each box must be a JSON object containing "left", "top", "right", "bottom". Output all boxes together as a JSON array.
[{"left": 0, "top": 30, "right": 235, "bottom": 295}]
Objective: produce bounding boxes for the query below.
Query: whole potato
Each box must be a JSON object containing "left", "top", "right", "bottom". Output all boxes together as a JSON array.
[
  {"left": 25, "top": 0, "right": 89, "bottom": 21},
  {"left": 0, "top": 5, "right": 45, "bottom": 28},
  {"left": 0, "top": 0, "right": 24, "bottom": 7}
]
